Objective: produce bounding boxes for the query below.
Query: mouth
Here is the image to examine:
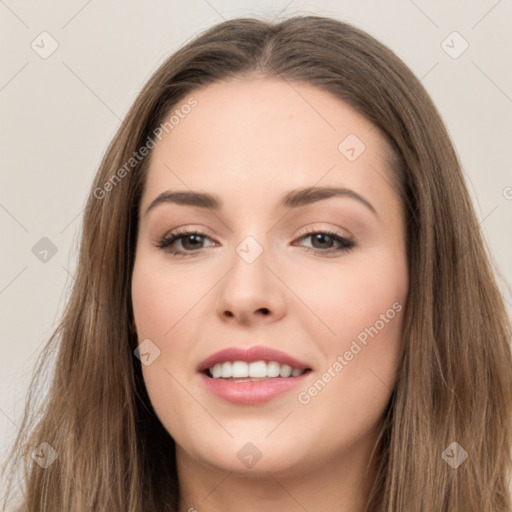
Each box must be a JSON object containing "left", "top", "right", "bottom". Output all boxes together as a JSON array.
[
  {"left": 197, "top": 346, "right": 313, "bottom": 405},
  {"left": 203, "top": 360, "right": 312, "bottom": 380}
]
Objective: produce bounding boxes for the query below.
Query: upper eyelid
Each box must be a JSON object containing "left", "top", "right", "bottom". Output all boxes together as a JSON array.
[{"left": 162, "top": 221, "right": 353, "bottom": 238}]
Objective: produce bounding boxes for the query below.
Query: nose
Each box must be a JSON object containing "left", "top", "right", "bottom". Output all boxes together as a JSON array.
[{"left": 216, "top": 242, "right": 286, "bottom": 326}]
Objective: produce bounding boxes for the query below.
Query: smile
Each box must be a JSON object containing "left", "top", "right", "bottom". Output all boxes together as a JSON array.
[
  {"left": 197, "top": 345, "right": 313, "bottom": 405},
  {"left": 207, "top": 360, "right": 308, "bottom": 379}
]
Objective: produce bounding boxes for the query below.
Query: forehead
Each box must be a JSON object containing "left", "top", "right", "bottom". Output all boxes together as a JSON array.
[{"left": 141, "top": 78, "right": 396, "bottom": 214}]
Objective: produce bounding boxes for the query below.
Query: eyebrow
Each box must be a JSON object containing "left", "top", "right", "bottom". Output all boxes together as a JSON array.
[{"left": 143, "top": 186, "right": 377, "bottom": 218}]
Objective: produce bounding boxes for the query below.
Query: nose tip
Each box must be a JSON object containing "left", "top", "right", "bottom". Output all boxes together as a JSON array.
[
  {"left": 223, "top": 306, "right": 271, "bottom": 321},
  {"left": 217, "top": 251, "right": 285, "bottom": 325}
]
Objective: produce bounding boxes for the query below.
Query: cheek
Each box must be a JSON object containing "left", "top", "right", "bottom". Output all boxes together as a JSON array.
[
  {"left": 131, "top": 257, "right": 199, "bottom": 437},
  {"left": 130, "top": 255, "right": 219, "bottom": 379},
  {"left": 291, "top": 255, "right": 407, "bottom": 450},
  {"left": 297, "top": 249, "right": 407, "bottom": 403},
  {"left": 131, "top": 255, "right": 206, "bottom": 337},
  {"left": 295, "top": 250, "right": 407, "bottom": 346},
  {"left": 297, "top": 253, "right": 406, "bottom": 400}
]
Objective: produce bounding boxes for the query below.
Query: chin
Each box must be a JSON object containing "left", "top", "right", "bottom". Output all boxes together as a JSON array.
[{"left": 201, "top": 432, "right": 321, "bottom": 476}]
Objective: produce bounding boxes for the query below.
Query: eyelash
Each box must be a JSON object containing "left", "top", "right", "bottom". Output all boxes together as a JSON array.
[{"left": 155, "top": 227, "right": 356, "bottom": 258}]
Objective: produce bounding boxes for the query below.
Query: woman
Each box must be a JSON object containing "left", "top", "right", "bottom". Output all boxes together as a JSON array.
[{"left": 2, "top": 15, "right": 511, "bottom": 512}]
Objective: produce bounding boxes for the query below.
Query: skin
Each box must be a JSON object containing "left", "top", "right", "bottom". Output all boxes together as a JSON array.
[{"left": 131, "top": 77, "right": 409, "bottom": 512}]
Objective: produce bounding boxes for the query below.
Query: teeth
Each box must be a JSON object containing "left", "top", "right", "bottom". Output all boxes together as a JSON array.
[
  {"left": 212, "top": 364, "right": 222, "bottom": 378},
  {"left": 208, "top": 360, "right": 307, "bottom": 379},
  {"left": 279, "top": 364, "right": 292, "bottom": 377},
  {"left": 248, "top": 361, "right": 267, "bottom": 378},
  {"left": 232, "top": 361, "right": 249, "bottom": 378},
  {"left": 267, "top": 361, "right": 280, "bottom": 377},
  {"left": 221, "top": 361, "right": 232, "bottom": 378}
]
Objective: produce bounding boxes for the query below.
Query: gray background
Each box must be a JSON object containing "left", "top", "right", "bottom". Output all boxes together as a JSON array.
[{"left": 1, "top": 0, "right": 511, "bottom": 503}]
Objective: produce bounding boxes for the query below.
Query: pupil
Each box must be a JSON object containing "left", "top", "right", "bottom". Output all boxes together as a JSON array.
[
  {"left": 313, "top": 233, "right": 332, "bottom": 249},
  {"left": 184, "top": 234, "right": 202, "bottom": 249}
]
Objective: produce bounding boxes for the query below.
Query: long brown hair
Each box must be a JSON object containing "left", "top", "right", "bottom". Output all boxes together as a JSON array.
[{"left": 2, "top": 15, "right": 511, "bottom": 511}]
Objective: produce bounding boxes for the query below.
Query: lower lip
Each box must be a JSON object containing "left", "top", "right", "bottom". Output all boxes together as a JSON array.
[{"left": 199, "top": 371, "right": 311, "bottom": 405}]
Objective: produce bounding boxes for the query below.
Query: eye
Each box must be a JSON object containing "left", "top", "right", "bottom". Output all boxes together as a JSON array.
[
  {"left": 294, "top": 229, "right": 355, "bottom": 257},
  {"left": 155, "top": 228, "right": 216, "bottom": 257},
  {"left": 155, "top": 227, "right": 356, "bottom": 258}
]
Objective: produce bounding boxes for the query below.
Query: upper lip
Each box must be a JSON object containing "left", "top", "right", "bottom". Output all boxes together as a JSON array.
[{"left": 197, "top": 345, "right": 312, "bottom": 373}]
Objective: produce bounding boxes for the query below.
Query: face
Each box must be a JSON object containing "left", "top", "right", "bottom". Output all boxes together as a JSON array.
[{"left": 131, "top": 77, "right": 408, "bottom": 478}]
